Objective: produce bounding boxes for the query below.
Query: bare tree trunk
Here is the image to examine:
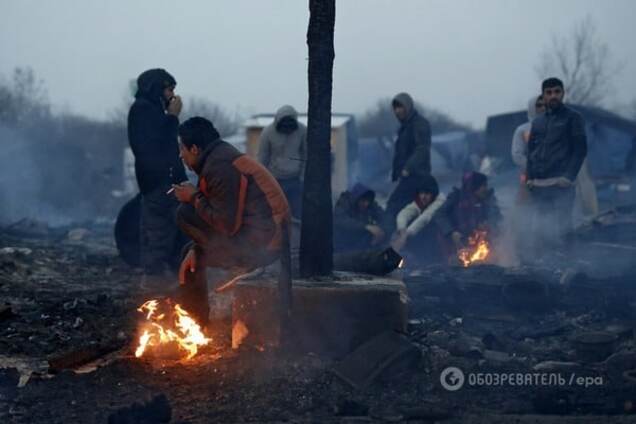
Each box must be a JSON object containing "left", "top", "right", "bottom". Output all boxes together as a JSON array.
[{"left": 300, "top": 0, "right": 335, "bottom": 277}]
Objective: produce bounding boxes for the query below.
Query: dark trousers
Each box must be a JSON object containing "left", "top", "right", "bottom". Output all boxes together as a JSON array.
[
  {"left": 175, "top": 204, "right": 279, "bottom": 325},
  {"left": 386, "top": 175, "right": 422, "bottom": 232},
  {"left": 277, "top": 177, "right": 302, "bottom": 220},
  {"left": 529, "top": 186, "right": 576, "bottom": 249},
  {"left": 140, "top": 185, "right": 186, "bottom": 274},
  {"left": 403, "top": 225, "right": 444, "bottom": 267}
]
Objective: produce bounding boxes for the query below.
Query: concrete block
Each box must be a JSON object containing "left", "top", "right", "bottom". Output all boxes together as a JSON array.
[{"left": 231, "top": 272, "right": 408, "bottom": 357}]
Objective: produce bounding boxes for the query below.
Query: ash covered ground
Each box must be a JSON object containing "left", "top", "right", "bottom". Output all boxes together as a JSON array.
[{"left": 2, "top": 216, "right": 636, "bottom": 423}]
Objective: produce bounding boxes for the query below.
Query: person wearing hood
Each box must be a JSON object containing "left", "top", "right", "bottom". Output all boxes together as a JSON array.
[
  {"left": 511, "top": 95, "right": 545, "bottom": 187},
  {"left": 433, "top": 172, "right": 502, "bottom": 261},
  {"left": 392, "top": 175, "right": 446, "bottom": 264},
  {"left": 171, "top": 117, "right": 291, "bottom": 326},
  {"left": 386, "top": 92, "right": 433, "bottom": 229},
  {"left": 258, "top": 105, "right": 307, "bottom": 219},
  {"left": 128, "top": 68, "right": 187, "bottom": 284},
  {"left": 333, "top": 183, "right": 387, "bottom": 253}
]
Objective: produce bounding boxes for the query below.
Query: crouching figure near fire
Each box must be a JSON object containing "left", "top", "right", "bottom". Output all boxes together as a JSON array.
[{"left": 171, "top": 117, "right": 290, "bottom": 327}]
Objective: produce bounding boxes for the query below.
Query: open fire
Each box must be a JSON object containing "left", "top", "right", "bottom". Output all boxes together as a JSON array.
[
  {"left": 457, "top": 229, "right": 490, "bottom": 267},
  {"left": 134, "top": 298, "right": 211, "bottom": 360}
]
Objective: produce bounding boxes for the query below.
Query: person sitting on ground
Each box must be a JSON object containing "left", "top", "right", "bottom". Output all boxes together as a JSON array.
[
  {"left": 333, "top": 183, "right": 388, "bottom": 253},
  {"left": 392, "top": 175, "right": 446, "bottom": 264},
  {"left": 433, "top": 172, "right": 501, "bottom": 262},
  {"left": 171, "top": 117, "right": 290, "bottom": 326}
]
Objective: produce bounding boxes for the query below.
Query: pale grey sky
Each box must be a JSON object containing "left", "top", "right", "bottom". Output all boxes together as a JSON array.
[{"left": 1, "top": 0, "right": 635, "bottom": 128}]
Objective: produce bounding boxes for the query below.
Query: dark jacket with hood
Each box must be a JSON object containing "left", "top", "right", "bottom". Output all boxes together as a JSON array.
[
  {"left": 333, "top": 184, "right": 387, "bottom": 252},
  {"left": 433, "top": 172, "right": 502, "bottom": 238},
  {"left": 527, "top": 103, "right": 587, "bottom": 181},
  {"left": 128, "top": 69, "right": 187, "bottom": 194},
  {"left": 190, "top": 138, "right": 290, "bottom": 259},
  {"left": 391, "top": 93, "right": 432, "bottom": 181}
]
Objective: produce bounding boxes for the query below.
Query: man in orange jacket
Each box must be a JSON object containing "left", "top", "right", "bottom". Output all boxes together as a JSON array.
[{"left": 171, "top": 117, "right": 290, "bottom": 326}]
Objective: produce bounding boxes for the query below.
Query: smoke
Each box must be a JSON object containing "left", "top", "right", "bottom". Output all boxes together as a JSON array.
[{"left": 0, "top": 117, "right": 127, "bottom": 227}]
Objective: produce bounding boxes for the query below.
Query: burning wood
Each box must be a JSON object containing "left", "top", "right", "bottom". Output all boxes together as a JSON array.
[
  {"left": 134, "top": 299, "right": 211, "bottom": 360},
  {"left": 457, "top": 230, "right": 490, "bottom": 267}
]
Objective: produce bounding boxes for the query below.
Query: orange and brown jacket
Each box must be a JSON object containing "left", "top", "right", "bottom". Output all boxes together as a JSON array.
[{"left": 190, "top": 139, "right": 290, "bottom": 254}]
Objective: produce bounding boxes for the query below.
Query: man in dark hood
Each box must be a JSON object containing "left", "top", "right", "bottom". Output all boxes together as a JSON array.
[
  {"left": 333, "top": 183, "right": 387, "bottom": 253},
  {"left": 128, "top": 68, "right": 187, "bottom": 284},
  {"left": 433, "top": 172, "right": 501, "bottom": 261},
  {"left": 385, "top": 92, "right": 433, "bottom": 230}
]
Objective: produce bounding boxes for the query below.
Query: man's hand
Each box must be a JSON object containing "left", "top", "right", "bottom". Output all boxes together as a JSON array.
[
  {"left": 173, "top": 182, "right": 196, "bottom": 203},
  {"left": 451, "top": 231, "right": 463, "bottom": 248},
  {"left": 366, "top": 224, "right": 386, "bottom": 246},
  {"left": 401, "top": 169, "right": 410, "bottom": 178},
  {"left": 178, "top": 249, "right": 197, "bottom": 285},
  {"left": 522, "top": 130, "right": 531, "bottom": 143},
  {"left": 167, "top": 95, "right": 183, "bottom": 117}
]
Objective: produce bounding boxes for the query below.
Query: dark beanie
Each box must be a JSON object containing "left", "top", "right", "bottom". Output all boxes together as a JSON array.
[
  {"left": 179, "top": 117, "right": 220, "bottom": 149},
  {"left": 415, "top": 174, "right": 439, "bottom": 197}
]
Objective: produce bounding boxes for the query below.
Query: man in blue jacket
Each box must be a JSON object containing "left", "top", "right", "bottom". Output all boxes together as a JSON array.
[
  {"left": 527, "top": 77, "right": 587, "bottom": 244},
  {"left": 128, "top": 68, "right": 187, "bottom": 285}
]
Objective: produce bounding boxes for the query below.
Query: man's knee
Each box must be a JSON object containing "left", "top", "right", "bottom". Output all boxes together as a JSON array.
[{"left": 176, "top": 204, "right": 198, "bottom": 229}]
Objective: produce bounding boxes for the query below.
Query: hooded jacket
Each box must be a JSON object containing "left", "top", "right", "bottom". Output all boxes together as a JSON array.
[
  {"left": 190, "top": 138, "right": 290, "bottom": 256},
  {"left": 511, "top": 96, "right": 542, "bottom": 170},
  {"left": 128, "top": 69, "right": 186, "bottom": 193},
  {"left": 333, "top": 183, "right": 387, "bottom": 251},
  {"left": 257, "top": 105, "right": 307, "bottom": 180},
  {"left": 433, "top": 173, "right": 501, "bottom": 238},
  {"left": 396, "top": 193, "right": 447, "bottom": 237},
  {"left": 527, "top": 103, "right": 588, "bottom": 181},
  {"left": 391, "top": 93, "right": 432, "bottom": 181}
]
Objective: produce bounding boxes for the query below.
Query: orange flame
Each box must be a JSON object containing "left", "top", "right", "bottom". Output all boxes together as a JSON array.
[
  {"left": 134, "top": 299, "right": 211, "bottom": 360},
  {"left": 457, "top": 230, "right": 490, "bottom": 267}
]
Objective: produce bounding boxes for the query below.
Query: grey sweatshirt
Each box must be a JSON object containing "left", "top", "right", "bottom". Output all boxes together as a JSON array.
[
  {"left": 257, "top": 105, "right": 307, "bottom": 180},
  {"left": 396, "top": 193, "right": 446, "bottom": 237},
  {"left": 511, "top": 95, "right": 542, "bottom": 171}
]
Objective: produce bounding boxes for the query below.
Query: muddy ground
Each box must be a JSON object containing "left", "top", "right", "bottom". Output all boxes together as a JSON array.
[{"left": 2, "top": 220, "right": 636, "bottom": 423}]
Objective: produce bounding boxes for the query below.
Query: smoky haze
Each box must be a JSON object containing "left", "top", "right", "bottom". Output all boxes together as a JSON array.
[
  {"left": 1, "top": 0, "right": 635, "bottom": 128},
  {"left": 1, "top": 0, "right": 635, "bottom": 227}
]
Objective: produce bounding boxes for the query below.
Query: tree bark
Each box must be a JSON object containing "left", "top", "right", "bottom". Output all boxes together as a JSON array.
[{"left": 300, "top": 0, "right": 336, "bottom": 277}]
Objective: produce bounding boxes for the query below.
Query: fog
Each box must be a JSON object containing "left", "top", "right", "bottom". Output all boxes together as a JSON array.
[{"left": 2, "top": 0, "right": 635, "bottom": 128}]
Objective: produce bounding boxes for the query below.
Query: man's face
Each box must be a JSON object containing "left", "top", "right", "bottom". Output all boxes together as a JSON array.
[
  {"left": 178, "top": 138, "right": 199, "bottom": 170},
  {"left": 163, "top": 85, "right": 176, "bottom": 102},
  {"left": 357, "top": 198, "right": 371, "bottom": 212},
  {"left": 474, "top": 183, "right": 490, "bottom": 201},
  {"left": 417, "top": 192, "right": 434, "bottom": 208},
  {"left": 542, "top": 85, "right": 564, "bottom": 109},
  {"left": 393, "top": 105, "right": 407, "bottom": 121}
]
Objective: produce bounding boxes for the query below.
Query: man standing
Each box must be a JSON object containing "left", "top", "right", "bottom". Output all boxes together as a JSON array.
[
  {"left": 258, "top": 105, "right": 307, "bottom": 220},
  {"left": 527, "top": 77, "right": 588, "bottom": 244},
  {"left": 172, "top": 117, "right": 290, "bottom": 325},
  {"left": 128, "top": 68, "right": 186, "bottom": 284},
  {"left": 386, "top": 92, "right": 432, "bottom": 230}
]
